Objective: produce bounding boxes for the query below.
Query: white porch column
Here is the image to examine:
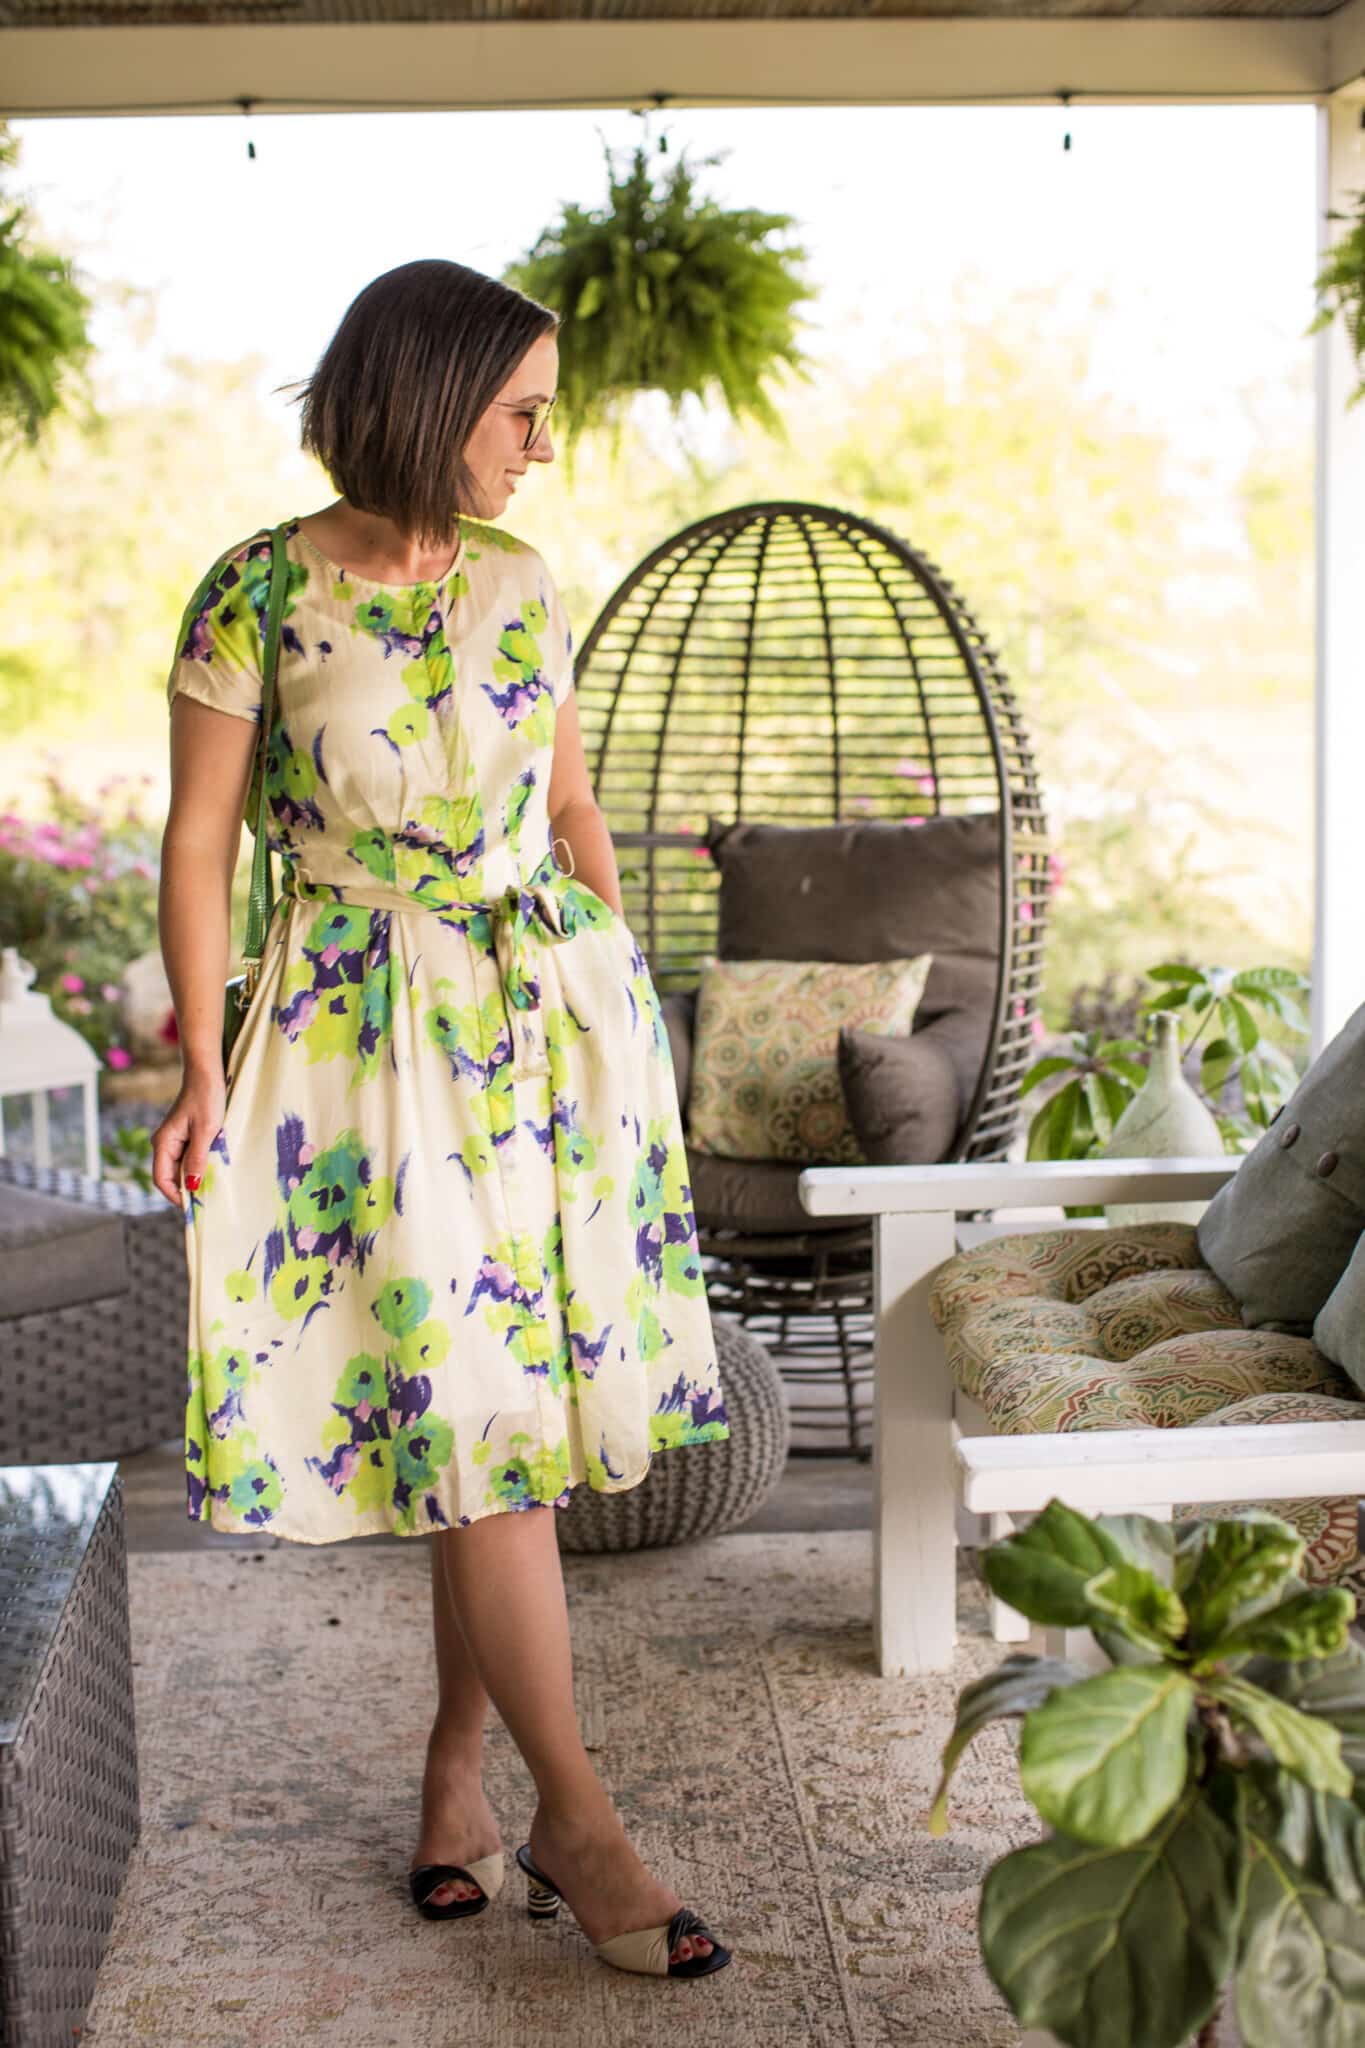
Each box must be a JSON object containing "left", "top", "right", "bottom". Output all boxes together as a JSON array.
[{"left": 1313, "top": 92, "right": 1365, "bottom": 1051}]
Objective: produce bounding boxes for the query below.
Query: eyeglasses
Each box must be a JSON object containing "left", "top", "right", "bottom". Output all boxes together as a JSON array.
[{"left": 499, "top": 394, "right": 557, "bottom": 451}]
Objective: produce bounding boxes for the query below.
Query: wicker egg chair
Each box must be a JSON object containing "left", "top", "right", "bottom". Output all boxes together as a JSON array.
[{"left": 573, "top": 500, "right": 1049, "bottom": 1458}]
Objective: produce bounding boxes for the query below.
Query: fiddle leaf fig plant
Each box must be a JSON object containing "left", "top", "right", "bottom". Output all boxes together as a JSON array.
[
  {"left": 932, "top": 1500, "right": 1365, "bottom": 2048},
  {"left": 501, "top": 134, "right": 815, "bottom": 470}
]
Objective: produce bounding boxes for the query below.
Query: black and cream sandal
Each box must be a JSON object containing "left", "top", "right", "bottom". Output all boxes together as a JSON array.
[
  {"left": 408, "top": 1850, "right": 505, "bottom": 1920},
  {"left": 515, "top": 1842, "right": 731, "bottom": 1977}
]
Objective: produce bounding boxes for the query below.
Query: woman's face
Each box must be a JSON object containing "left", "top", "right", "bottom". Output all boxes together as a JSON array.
[{"left": 463, "top": 330, "right": 559, "bottom": 520}]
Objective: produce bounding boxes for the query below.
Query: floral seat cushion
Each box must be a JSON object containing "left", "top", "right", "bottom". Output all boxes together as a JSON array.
[{"left": 929, "top": 1223, "right": 1364, "bottom": 1582}]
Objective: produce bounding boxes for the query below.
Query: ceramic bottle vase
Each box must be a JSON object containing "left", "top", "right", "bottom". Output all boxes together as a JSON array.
[{"left": 1098, "top": 1010, "right": 1226, "bottom": 1228}]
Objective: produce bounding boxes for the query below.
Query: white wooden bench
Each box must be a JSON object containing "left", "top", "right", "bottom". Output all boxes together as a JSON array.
[{"left": 797, "top": 1157, "right": 1365, "bottom": 1678}]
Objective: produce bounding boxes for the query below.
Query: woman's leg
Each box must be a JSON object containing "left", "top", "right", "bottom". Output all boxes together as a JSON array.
[
  {"left": 412, "top": 1531, "right": 504, "bottom": 1905},
  {"left": 433, "top": 1503, "right": 714, "bottom": 1965}
]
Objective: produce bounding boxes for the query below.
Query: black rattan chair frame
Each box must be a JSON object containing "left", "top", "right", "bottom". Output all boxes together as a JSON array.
[{"left": 573, "top": 500, "right": 1049, "bottom": 1457}]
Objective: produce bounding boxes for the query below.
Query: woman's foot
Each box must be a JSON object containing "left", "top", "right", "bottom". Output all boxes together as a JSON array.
[
  {"left": 527, "top": 1800, "right": 716, "bottom": 1967},
  {"left": 411, "top": 1738, "right": 503, "bottom": 1907}
]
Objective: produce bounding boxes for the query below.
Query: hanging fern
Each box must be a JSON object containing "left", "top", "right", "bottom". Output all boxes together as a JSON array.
[
  {"left": 502, "top": 135, "right": 815, "bottom": 466},
  {"left": 0, "top": 126, "right": 93, "bottom": 454},
  {"left": 1309, "top": 186, "right": 1365, "bottom": 405}
]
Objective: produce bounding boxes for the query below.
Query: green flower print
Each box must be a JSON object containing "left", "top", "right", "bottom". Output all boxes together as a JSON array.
[
  {"left": 307, "top": 1275, "right": 458, "bottom": 1532},
  {"left": 625, "top": 1115, "right": 707, "bottom": 1362},
  {"left": 472, "top": 1428, "right": 573, "bottom": 1513},
  {"left": 485, "top": 596, "right": 555, "bottom": 744},
  {"left": 185, "top": 1331, "right": 286, "bottom": 1527},
  {"left": 275, "top": 903, "right": 403, "bottom": 1088}
]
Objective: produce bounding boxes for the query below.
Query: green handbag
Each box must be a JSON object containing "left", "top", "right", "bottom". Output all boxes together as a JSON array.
[{"left": 222, "top": 525, "right": 290, "bottom": 1072}]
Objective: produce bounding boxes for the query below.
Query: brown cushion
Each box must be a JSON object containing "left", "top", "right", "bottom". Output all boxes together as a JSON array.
[
  {"left": 837, "top": 1023, "right": 962, "bottom": 1165},
  {"left": 703, "top": 811, "right": 1001, "bottom": 1025},
  {"left": 1197, "top": 998, "right": 1365, "bottom": 1331},
  {"left": 0, "top": 1185, "right": 128, "bottom": 1319},
  {"left": 660, "top": 989, "right": 696, "bottom": 1111},
  {"left": 684, "top": 1147, "right": 855, "bottom": 1236}
]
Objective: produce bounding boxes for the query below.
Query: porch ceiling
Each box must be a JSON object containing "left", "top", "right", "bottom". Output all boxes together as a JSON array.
[{"left": 1, "top": 0, "right": 1355, "bottom": 21}]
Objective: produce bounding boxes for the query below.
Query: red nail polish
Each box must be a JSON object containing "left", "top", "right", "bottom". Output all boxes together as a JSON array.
[{"left": 185, "top": 1172, "right": 202, "bottom": 1191}]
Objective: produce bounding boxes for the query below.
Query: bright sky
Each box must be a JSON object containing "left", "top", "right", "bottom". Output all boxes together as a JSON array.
[{"left": 11, "top": 102, "right": 1320, "bottom": 470}]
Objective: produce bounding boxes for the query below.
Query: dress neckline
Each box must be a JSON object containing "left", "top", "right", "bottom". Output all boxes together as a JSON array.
[{"left": 290, "top": 518, "right": 467, "bottom": 595}]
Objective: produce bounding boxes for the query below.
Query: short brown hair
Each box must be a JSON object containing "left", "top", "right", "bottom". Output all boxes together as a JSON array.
[{"left": 296, "top": 259, "right": 558, "bottom": 548}]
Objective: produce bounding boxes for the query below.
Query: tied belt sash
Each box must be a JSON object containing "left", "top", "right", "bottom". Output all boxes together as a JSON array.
[{"left": 279, "top": 847, "right": 579, "bottom": 1084}]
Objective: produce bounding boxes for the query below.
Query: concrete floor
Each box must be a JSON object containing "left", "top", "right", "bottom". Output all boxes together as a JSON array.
[{"left": 118, "top": 1430, "right": 875, "bottom": 1552}]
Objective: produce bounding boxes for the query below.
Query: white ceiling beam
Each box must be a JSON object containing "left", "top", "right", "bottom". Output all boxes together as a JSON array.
[{"left": 0, "top": 16, "right": 1340, "bottom": 122}]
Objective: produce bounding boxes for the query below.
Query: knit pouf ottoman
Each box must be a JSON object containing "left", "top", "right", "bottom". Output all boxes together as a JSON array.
[{"left": 556, "top": 1317, "right": 789, "bottom": 1552}]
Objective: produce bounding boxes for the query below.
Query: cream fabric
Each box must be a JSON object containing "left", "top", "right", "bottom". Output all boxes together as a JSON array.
[{"left": 167, "top": 515, "right": 730, "bottom": 1543}]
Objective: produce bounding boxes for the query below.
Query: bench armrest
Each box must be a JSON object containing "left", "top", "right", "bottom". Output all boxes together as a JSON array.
[
  {"left": 797, "top": 1157, "right": 1237, "bottom": 1218},
  {"left": 955, "top": 1418, "right": 1365, "bottom": 1514}
]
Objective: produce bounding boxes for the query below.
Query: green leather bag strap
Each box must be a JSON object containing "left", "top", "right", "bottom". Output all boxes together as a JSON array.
[{"left": 241, "top": 526, "right": 289, "bottom": 975}]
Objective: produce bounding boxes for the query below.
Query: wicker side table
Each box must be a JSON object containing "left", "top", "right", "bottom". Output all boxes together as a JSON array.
[
  {"left": 0, "top": 1463, "right": 139, "bottom": 2048},
  {"left": 556, "top": 1317, "right": 789, "bottom": 1552},
  {"left": 0, "top": 1158, "right": 187, "bottom": 1464}
]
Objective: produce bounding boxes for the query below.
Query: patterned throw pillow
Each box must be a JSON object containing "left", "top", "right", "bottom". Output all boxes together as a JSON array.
[{"left": 686, "top": 956, "right": 934, "bottom": 1165}]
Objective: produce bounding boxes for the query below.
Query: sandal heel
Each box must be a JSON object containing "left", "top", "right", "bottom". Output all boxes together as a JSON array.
[{"left": 516, "top": 1844, "right": 561, "bottom": 1919}]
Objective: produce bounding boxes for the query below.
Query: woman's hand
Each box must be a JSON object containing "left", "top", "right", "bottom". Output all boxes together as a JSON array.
[{"left": 152, "top": 1067, "right": 226, "bottom": 1208}]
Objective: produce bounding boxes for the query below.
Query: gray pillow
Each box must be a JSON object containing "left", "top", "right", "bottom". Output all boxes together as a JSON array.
[
  {"left": 837, "top": 1022, "right": 963, "bottom": 1166},
  {"left": 1314, "top": 1231, "right": 1365, "bottom": 1391},
  {"left": 703, "top": 812, "right": 1001, "bottom": 1026},
  {"left": 1197, "top": 998, "right": 1365, "bottom": 1331}
]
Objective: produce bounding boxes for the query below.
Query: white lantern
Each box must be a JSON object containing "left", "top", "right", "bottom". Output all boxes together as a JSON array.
[{"left": 0, "top": 947, "right": 102, "bottom": 1178}]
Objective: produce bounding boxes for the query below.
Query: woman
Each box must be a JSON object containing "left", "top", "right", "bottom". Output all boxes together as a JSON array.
[{"left": 151, "top": 259, "right": 733, "bottom": 1981}]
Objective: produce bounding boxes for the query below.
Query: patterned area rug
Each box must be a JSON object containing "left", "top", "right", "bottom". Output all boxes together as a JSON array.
[{"left": 85, "top": 1532, "right": 1039, "bottom": 2048}]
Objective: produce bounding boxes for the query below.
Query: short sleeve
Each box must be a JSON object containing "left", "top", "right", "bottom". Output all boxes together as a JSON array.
[
  {"left": 535, "top": 555, "right": 576, "bottom": 710},
  {"left": 165, "top": 532, "right": 271, "bottom": 723}
]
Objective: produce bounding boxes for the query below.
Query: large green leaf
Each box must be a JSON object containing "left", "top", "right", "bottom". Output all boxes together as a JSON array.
[
  {"left": 929, "top": 1653, "right": 1085, "bottom": 1836},
  {"left": 1020, "top": 1054, "right": 1077, "bottom": 1096},
  {"left": 980, "top": 1499, "right": 1130, "bottom": 1627},
  {"left": 1242, "top": 1633, "right": 1365, "bottom": 1774},
  {"left": 1027, "top": 1081, "right": 1081, "bottom": 1162},
  {"left": 1198, "top": 1587, "right": 1354, "bottom": 1670},
  {"left": 1019, "top": 1664, "right": 1195, "bottom": 1846},
  {"left": 1146, "top": 963, "right": 1203, "bottom": 987},
  {"left": 1200, "top": 1035, "right": 1238, "bottom": 1096},
  {"left": 980, "top": 1775, "right": 1244, "bottom": 2048},
  {"left": 1223, "top": 994, "right": 1262, "bottom": 1053},
  {"left": 1085, "top": 1559, "right": 1189, "bottom": 1657},
  {"left": 1232, "top": 966, "right": 1309, "bottom": 995},
  {"left": 1177, "top": 1514, "right": 1305, "bottom": 1653},
  {"left": 1236, "top": 1831, "right": 1365, "bottom": 2046},
  {"left": 1205, "top": 1672, "right": 1353, "bottom": 1799},
  {"left": 1248, "top": 1763, "right": 1365, "bottom": 1908}
]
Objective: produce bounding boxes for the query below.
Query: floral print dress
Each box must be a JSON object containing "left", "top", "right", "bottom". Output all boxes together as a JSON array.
[{"left": 167, "top": 515, "right": 730, "bottom": 1543}]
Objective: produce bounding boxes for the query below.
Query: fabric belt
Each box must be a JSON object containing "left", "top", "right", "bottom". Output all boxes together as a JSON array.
[{"left": 279, "top": 850, "right": 577, "bottom": 1083}]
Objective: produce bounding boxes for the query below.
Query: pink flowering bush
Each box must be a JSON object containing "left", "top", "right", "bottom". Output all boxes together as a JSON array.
[{"left": 0, "top": 766, "right": 162, "bottom": 1065}]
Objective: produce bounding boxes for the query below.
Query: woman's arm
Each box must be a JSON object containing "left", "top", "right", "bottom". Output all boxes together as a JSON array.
[
  {"left": 546, "top": 686, "right": 624, "bottom": 916},
  {"left": 150, "top": 694, "right": 258, "bottom": 1206}
]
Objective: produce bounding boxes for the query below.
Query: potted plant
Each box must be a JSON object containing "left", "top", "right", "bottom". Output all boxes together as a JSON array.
[
  {"left": 932, "top": 1499, "right": 1365, "bottom": 2046},
  {"left": 1021, "top": 962, "right": 1310, "bottom": 1163},
  {"left": 501, "top": 133, "right": 814, "bottom": 471}
]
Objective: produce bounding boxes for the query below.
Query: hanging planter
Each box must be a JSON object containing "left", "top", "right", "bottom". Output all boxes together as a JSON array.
[
  {"left": 501, "top": 133, "right": 815, "bottom": 468},
  {"left": 1309, "top": 185, "right": 1365, "bottom": 403}
]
